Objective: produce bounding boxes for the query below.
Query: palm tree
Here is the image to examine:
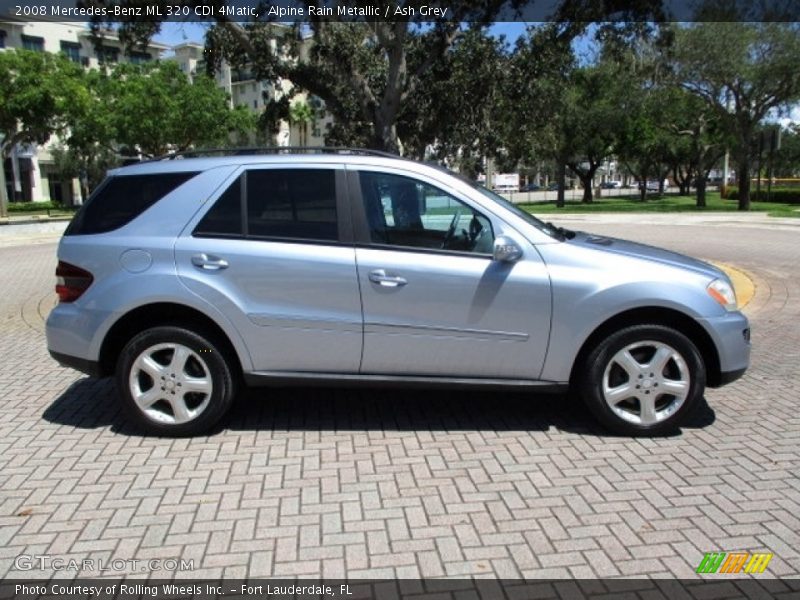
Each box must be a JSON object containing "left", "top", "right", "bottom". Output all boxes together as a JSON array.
[{"left": 289, "top": 100, "right": 315, "bottom": 147}]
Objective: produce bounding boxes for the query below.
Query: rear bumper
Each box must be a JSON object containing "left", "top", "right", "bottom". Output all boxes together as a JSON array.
[{"left": 49, "top": 350, "right": 102, "bottom": 378}]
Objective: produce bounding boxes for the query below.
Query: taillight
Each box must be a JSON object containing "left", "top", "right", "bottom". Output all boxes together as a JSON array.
[{"left": 55, "top": 261, "right": 93, "bottom": 303}]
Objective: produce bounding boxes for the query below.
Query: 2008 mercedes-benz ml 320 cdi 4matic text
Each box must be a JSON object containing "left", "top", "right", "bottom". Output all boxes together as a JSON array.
[{"left": 46, "top": 149, "right": 750, "bottom": 436}]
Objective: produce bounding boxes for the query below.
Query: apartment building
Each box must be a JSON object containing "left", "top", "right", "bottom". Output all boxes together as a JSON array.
[
  {"left": 0, "top": 19, "right": 169, "bottom": 205},
  {"left": 170, "top": 40, "right": 331, "bottom": 148}
]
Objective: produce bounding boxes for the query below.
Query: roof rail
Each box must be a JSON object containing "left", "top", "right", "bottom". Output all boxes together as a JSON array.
[{"left": 151, "top": 146, "right": 401, "bottom": 161}]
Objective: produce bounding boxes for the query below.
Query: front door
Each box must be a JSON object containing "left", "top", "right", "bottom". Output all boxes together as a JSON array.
[{"left": 350, "top": 167, "right": 552, "bottom": 380}]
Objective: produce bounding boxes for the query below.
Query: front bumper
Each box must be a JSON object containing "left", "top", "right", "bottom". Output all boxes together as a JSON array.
[{"left": 697, "top": 310, "right": 751, "bottom": 387}]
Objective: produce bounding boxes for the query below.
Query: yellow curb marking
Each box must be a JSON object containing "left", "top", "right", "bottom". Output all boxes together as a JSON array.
[{"left": 709, "top": 261, "right": 755, "bottom": 309}]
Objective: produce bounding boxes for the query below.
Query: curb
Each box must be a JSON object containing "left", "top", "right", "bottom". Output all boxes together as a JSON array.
[{"left": 709, "top": 261, "right": 756, "bottom": 309}]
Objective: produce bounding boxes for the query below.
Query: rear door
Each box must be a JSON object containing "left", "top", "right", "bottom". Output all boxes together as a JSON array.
[{"left": 175, "top": 164, "right": 362, "bottom": 373}]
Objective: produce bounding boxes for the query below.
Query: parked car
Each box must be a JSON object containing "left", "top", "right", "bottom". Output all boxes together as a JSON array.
[
  {"left": 546, "top": 182, "right": 560, "bottom": 191},
  {"left": 639, "top": 180, "right": 669, "bottom": 192},
  {"left": 521, "top": 183, "right": 541, "bottom": 192},
  {"left": 600, "top": 181, "right": 622, "bottom": 189},
  {"left": 47, "top": 149, "right": 750, "bottom": 437}
]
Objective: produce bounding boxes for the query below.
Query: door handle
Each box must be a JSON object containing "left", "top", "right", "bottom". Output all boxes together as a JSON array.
[
  {"left": 368, "top": 269, "right": 407, "bottom": 287},
  {"left": 191, "top": 253, "right": 229, "bottom": 270}
]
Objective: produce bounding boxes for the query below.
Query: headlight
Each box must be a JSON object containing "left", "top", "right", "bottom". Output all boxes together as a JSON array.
[{"left": 707, "top": 278, "right": 737, "bottom": 311}]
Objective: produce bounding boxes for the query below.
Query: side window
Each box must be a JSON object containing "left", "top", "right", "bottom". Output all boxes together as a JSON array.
[
  {"left": 246, "top": 169, "right": 337, "bottom": 241},
  {"left": 194, "top": 178, "right": 242, "bottom": 237},
  {"left": 359, "top": 172, "right": 494, "bottom": 254},
  {"left": 66, "top": 172, "right": 198, "bottom": 235},
  {"left": 194, "top": 169, "right": 338, "bottom": 242}
]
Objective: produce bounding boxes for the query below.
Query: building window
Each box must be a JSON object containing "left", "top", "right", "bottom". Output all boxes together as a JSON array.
[
  {"left": 128, "top": 51, "right": 152, "bottom": 65},
  {"left": 0, "top": 30, "right": 6, "bottom": 49},
  {"left": 98, "top": 45, "right": 120, "bottom": 64},
  {"left": 60, "top": 41, "right": 82, "bottom": 63},
  {"left": 21, "top": 35, "right": 45, "bottom": 52},
  {"left": 231, "top": 68, "right": 254, "bottom": 83}
]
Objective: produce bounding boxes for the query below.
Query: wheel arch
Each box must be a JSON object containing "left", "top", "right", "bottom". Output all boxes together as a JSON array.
[
  {"left": 98, "top": 302, "right": 246, "bottom": 379},
  {"left": 569, "top": 306, "right": 722, "bottom": 388}
]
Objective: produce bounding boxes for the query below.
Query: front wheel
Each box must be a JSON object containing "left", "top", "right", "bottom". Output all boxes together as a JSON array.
[
  {"left": 579, "top": 325, "right": 706, "bottom": 436},
  {"left": 116, "top": 326, "right": 237, "bottom": 436}
]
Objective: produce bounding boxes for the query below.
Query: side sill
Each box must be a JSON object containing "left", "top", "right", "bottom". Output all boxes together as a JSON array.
[{"left": 244, "top": 371, "right": 568, "bottom": 393}]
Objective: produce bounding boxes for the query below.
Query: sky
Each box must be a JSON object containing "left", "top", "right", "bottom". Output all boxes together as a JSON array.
[{"left": 153, "top": 21, "right": 533, "bottom": 48}]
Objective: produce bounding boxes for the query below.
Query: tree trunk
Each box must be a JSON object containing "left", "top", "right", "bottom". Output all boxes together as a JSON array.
[
  {"left": 556, "top": 161, "right": 566, "bottom": 208},
  {"left": 372, "top": 118, "right": 400, "bottom": 154},
  {"left": 696, "top": 178, "right": 706, "bottom": 208},
  {"left": 737, "top": 155, "right": 751, "bottom": 211},
  {"left": 581, "top": 174, "right": 593, "bottom": 203}
]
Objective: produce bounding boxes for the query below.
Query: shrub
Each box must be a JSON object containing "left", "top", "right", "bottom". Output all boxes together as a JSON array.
[
  {"left": 725, "top": 187, "right": 800, "bottom": 204},
  {"left": 7, "top": 201, "right": 61, "bottom": 212}
]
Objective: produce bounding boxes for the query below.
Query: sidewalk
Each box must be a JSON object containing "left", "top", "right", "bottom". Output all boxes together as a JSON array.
[
  {"left": 0, "top": 219, "right": 69, "bottom": 248},
  {"left": 544, "top": 211, "right": 800, "bottom": 230}
]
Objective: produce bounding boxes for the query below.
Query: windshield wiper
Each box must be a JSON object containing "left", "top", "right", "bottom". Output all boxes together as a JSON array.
[{"left": 546, "top": 221, "right": 576, "bottom": 240}]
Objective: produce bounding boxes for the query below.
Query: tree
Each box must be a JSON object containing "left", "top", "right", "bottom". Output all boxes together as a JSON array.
[
  {"left": 661, "top": 88, "right": 728, "bottom": 207},
  {"left": 562, "top": 63, "right": 626, "bottom": 203},
  {"left": 403, "top": 26, "right": 509, "bottom": 166},
  {"left": 50, "top": 144, "right": 119, "bottom": 201},
  {"left": 100, "top": 62, "right": 254, "bottom": 157},
  {"left": 154, "top": 5, "right": 512, "bottom": 153},
  {"left": 288, "top": 100, "right": 315, "bottom": 147},
  {"left": 92, "top": 2, "right": 663, "bottom": 155},
  {"left": 669, "top": 22, "right": 800, "bottom": 210},
  {"left": 503, "top": 24, "right": 576, "bottom": 207},
  {"left": 0, "top": 50, "right": 84, "bottom": 215},
  {"left": 617, "top": 85, "right": 673, "bottom": 202},
  {"left": 503, "top": 22, "right": 666, "bottom": 207}
]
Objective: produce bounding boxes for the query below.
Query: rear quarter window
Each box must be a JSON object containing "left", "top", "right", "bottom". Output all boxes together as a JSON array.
[{"left": 66, "top": 172, "right": 198, "bottom": 235}]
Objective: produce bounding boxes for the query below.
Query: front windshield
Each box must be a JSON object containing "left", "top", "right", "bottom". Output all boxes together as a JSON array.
[
  {"left": 425, "top": 162, "right": 562, "bottom": 239},
  {"left": 471, "top": 184, "right": 561, "bottom": 238}
]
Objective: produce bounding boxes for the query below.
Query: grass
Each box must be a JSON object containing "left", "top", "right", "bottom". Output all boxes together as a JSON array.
[{"left": 518, "top": 192, "right": 800, "bottom": 219}]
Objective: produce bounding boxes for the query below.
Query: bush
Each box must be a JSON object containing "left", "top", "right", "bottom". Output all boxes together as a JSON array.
[
  {"left": 725, "top": 187, "right": 800, "bottom": 204},
  {"left": 7, "top": 200, "right": 61, "bottom": 212}
]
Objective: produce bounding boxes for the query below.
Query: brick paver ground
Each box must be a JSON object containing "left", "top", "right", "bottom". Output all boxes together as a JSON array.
[{"left": 0, "top": 217, "right": 798, "bottom": 580}]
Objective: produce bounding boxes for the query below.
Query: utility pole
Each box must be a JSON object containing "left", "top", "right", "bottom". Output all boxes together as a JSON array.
[{"left": 721, "top": 91, "right": 732, "bottom": 197}]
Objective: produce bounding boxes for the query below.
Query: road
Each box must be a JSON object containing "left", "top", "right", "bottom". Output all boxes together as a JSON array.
[{"left": 0, "top": 215, "right": 798, "bottom": 582}]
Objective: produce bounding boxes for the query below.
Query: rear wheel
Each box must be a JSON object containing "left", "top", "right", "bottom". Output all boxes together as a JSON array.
[
  {"left": 579, "top": 325, "right": 705, "bottom": 436},
  {"left": 116, "top": 326, "right": 236, "bottom": 436}
]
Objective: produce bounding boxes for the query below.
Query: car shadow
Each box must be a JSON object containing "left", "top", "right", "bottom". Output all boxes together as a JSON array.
[{"left": 43, "top": 377, "right": 716, "bottom": 438}]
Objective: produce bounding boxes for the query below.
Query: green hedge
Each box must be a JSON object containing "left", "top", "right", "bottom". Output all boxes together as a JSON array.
[
  {"left": 7, "top": 201, "right": 61, "bottom": 212},
  {"left": 725, "top": 187, "right": 800, "bottom": 204}
]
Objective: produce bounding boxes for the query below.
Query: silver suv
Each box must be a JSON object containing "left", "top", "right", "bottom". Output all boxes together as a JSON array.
[{"left": 46, "top": 149, "right": 750, "bottom": 436}]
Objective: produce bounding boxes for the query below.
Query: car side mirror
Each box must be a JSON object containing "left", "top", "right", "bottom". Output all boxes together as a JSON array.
[{"left": 493, "top": 236, "right": 523, "bottom": 262}]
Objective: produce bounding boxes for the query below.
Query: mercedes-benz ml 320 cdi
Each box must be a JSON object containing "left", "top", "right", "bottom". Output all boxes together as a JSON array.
[{"left": 46, "top": 149, "right": 750, "bottom": 436}]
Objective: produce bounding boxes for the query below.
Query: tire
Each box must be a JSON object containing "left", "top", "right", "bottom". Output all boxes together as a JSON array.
[
  {"left": 578, "top": 324, "right": 706, "bottom": 436},
  {"left": 115, "top": 326, "right": 237, "bottom": 436}
]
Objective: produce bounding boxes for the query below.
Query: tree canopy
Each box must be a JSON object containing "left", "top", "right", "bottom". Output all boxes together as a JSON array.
[{"left": 668, "top": 22, "right": 800, "bottom": 209}]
